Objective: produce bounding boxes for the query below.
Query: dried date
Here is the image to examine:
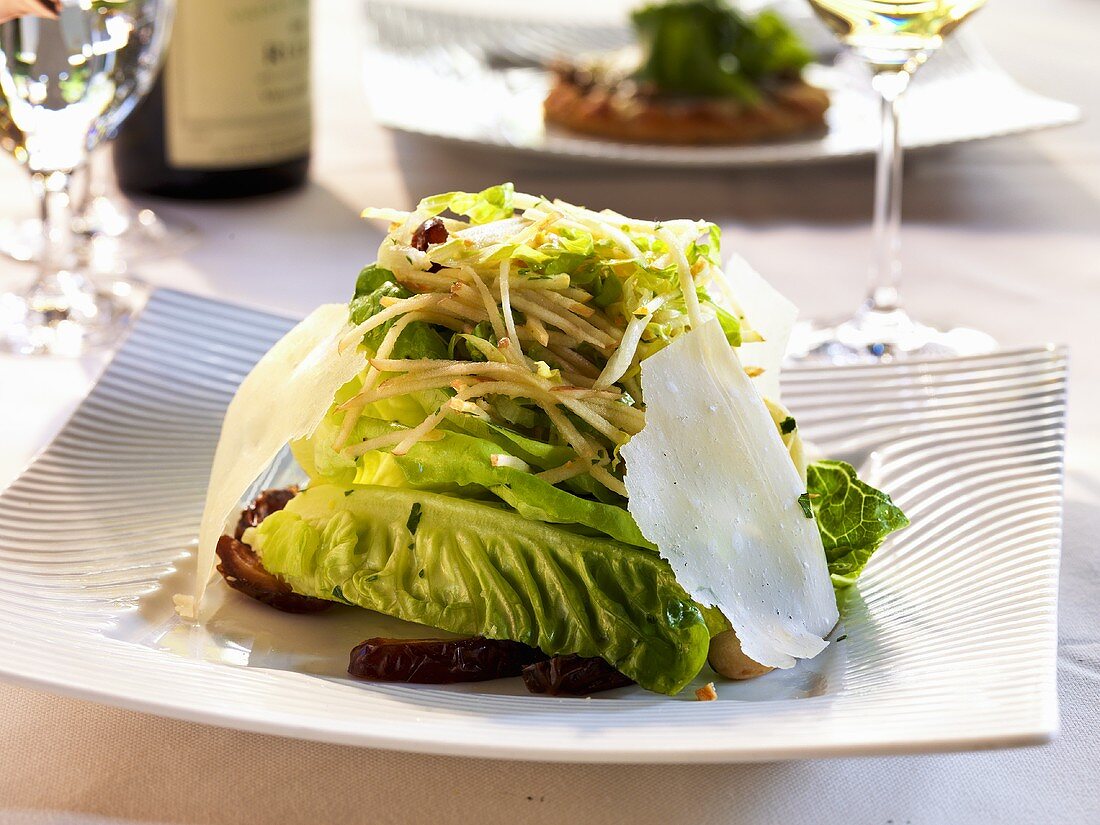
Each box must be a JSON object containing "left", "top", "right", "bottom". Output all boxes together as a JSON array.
[
  {"left": 234, "top": 486, "right": 298, "bottom": 541},
  {"left": 348, "top": 636, "right": 547, "bottom": 684},
  {"left": 521, "top": 654, "right": 634, "bottom": 696},
  {"left": 410, "top": 217, "right": 448, "bottom": 252},
  {"left": 216, "top": 536, "right": 332, "bottom": 614}
]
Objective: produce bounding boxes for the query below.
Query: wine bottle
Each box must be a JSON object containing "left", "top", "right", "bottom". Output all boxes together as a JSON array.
[{"left": 114, "top": 0, "right": 311, "bottom": 199}]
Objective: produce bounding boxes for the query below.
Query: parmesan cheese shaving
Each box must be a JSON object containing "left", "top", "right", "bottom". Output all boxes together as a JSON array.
[
  {"left": 621, "top": 319, "right": 837, "bottom": 669},
  {"left": 190, "top": 304, "right": 368, "bottom": 611},
  {"left": 715, "top": 254, "right": 798, "bottom": 400}
]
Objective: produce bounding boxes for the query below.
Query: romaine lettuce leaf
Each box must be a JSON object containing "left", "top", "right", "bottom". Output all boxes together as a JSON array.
[
  {"left": 290, "top": 406, "right": 363, "bottom": 486},
  {"left": 290, "top": 378, "right": 443, "bottom": 487},
  {"left": 444, "top": 412, "right": 624, "bottom": 504},
  {"left": 294, "top": 404, "right": 646, "bottom": 546},
  {"left": 419, "top": 183, "right": 515, "bottom": 225},
  {"left": 364, "top": 418, "right": 652, "bottom": 548},
  {"left": 712, "top": 302, "right": 743, "bottom": 347},
  {"left": 348, "top": 265, "right": 448, "bottom": 358},
  {"left": 444, "top": 415, "right": 574, "bottom": 470},
  {"left": 805, "top": 460, "right": 910, "bottom": 589},
  {"left": 247, "top": 484, "right": 711, "bottom": 694}
]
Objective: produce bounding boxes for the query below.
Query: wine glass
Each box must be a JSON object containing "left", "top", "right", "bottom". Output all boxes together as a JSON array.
[
  {"left": 0, "top": 138, "right": 197, "bottom": 269},
  {"left": 0, "top": 0, "right": 174, "bottom": 356},
  {"left": 788, "top": 0, "right": 997, "bottom": 362},
  {"left": 72, "top": 145, "right": 198, "bottom": 267}
]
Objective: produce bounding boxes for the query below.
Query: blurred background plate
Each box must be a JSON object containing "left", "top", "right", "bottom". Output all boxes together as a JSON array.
[{"left": 362, "top": 0, "right": 1080, "bottom": 167}]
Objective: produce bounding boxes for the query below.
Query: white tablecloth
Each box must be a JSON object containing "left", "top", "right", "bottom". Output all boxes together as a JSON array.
[{"left": 2, "top": 0, "right": 1099, "bottom": 822}]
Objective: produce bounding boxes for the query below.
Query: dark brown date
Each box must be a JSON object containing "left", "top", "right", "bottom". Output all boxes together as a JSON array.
[
  {"left": 215, "top": 535, "right": 332, "bottom": 614},
  {"left": 348, "top": 636, "right": 547, "bottom": 684},
  {"left": 522, "top": 654, "right": 634, "bottom": 696},
  {"left": 234, "top": 486, "right": 298, "bottom": 541},
  {"left": 410, "top": 217, "right": 448, "bottom": 252}
]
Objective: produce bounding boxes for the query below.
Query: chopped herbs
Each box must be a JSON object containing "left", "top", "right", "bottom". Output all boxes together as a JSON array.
[
  {"left": 780, "top": 416, "right": 797, "bottom": 434},
  {"left": 406, "top": 501, "right": 424, "bottom": 535},
  {"left": 797, "top": 492, "right": 814, "bottom": 519}
]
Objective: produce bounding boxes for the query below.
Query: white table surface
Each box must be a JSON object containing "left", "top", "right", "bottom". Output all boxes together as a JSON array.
[{"left": 2, "top": 0, "right": 1099, "bottom": 822}]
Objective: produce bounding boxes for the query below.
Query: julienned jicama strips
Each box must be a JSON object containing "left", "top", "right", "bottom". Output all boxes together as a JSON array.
[{"left": 195, "top": 183, "right": 909, "bottom": 695}]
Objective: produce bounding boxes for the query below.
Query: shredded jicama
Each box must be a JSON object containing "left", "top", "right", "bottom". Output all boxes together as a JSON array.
[
  {"left": 340, "top": 293, "right": 444, "bottom": 351},
  {"left": 594, "top": 295, "right": 666, "bottom": 390},
  {"left": 658, "top": 227, "right": 703, "bottom": 330},
  {"left": 350, "top": 189, "right": 726, "bottom": 496},
  {"left": 498, "top": 259, "right": 525, "bottom": 364},
  {"left": 490, "top": 454, "right": 531, "bottom": 472},
  {"left": 536, "top": 459, "right": 590, "bottom": 484}
]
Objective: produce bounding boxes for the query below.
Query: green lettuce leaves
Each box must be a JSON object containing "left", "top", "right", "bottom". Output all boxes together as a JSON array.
[
  {"left": 348, "top": 264, "right": 448, "bottom": 358},
  {"left": 283, "top": 425, "right": 906, "bottom": 693},
  {"left": 805, "top": 460, "right": 910, "bottom": 590},
  {"left": 419, "top": 183, "right": 515, "bottom": 225},
  {"left": 631, "top": 1, "right": 813, "bottom": 103},
  {"left": 396, "top": 427, "right": 651, "bottom": 549},
  {"left": 247, "top": 484, "right": 710, "bottom": 694},
  {"left": 336, "top": 416, "right": 651, "bottom": 548}
]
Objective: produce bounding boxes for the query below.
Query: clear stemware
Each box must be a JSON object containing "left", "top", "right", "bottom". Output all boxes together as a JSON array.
[
  {"left": 72, "top": 146, "right": 198, "bottom": 267},
  {"left": 0, "top": 0, "right": 174, "bottom": 355},
  {"left": 788, "top": 0, "right": 997, "bottom": 363},
  {"left": 0, "top": 144, "right": 197, "bottom": 269}
]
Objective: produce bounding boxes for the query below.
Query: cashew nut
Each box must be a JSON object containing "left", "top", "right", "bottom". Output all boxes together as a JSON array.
[{"left": 707, "top": 630, "right": 774, "bottom": 680}]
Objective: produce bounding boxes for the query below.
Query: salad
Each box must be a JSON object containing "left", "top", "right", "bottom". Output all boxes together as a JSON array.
[
  {"left": 544, "top": 0, "right": 829, "bottom": 145},
  {"left": 190, "top": 184, "right": 907, "bottom": 697}
]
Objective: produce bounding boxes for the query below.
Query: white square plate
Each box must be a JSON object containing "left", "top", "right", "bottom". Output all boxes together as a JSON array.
[{"left": 0, "top": 291, "right": 1064, "bottom": 762}]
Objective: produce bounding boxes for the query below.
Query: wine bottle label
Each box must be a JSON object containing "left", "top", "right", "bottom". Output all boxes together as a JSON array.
[{"left": 164, "top": 0, "right": 311, "bottom": 169}]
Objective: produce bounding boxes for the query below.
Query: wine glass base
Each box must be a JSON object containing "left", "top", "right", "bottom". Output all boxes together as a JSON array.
[
  {"left": 0, "top": 273, "right": 141, "bottom": 357},
  {"left": 0, "top": 218, "right": 41, "bottom": 263},
  {"left": 786, "top": 307, "right": 997, "bottom": 365},
  {"left": 79, "top": 195, "right": 199, "bottom": 264},
  {"left": 0, "top": 200, "right": 197, "bottom": 267}
]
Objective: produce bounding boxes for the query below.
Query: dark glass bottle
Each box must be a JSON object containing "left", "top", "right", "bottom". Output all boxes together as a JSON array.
[{"left": 114, "top": 0, "right": 311, "bottom": 200}]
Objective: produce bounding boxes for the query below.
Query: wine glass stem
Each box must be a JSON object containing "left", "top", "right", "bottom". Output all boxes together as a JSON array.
[
  {"left": 70, "top": 160, "right": 95, "bottom": 224},
  {"left": 867, "top": 69, "right": 912, "bottom": 315},
  {"left": 31, "top": 168, "right": 77, "bottom": 289}
]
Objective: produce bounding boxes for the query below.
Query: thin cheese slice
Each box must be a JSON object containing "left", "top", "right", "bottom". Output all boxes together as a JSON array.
[
  {"left": 621, "top": 319, "right": 837, "bottom": 669},
  {"left": 191, "top": 304, "right": 368, "bottom": 611},
  {"left": 716, "top": 254, "right": 798, "bottom": 400}
]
